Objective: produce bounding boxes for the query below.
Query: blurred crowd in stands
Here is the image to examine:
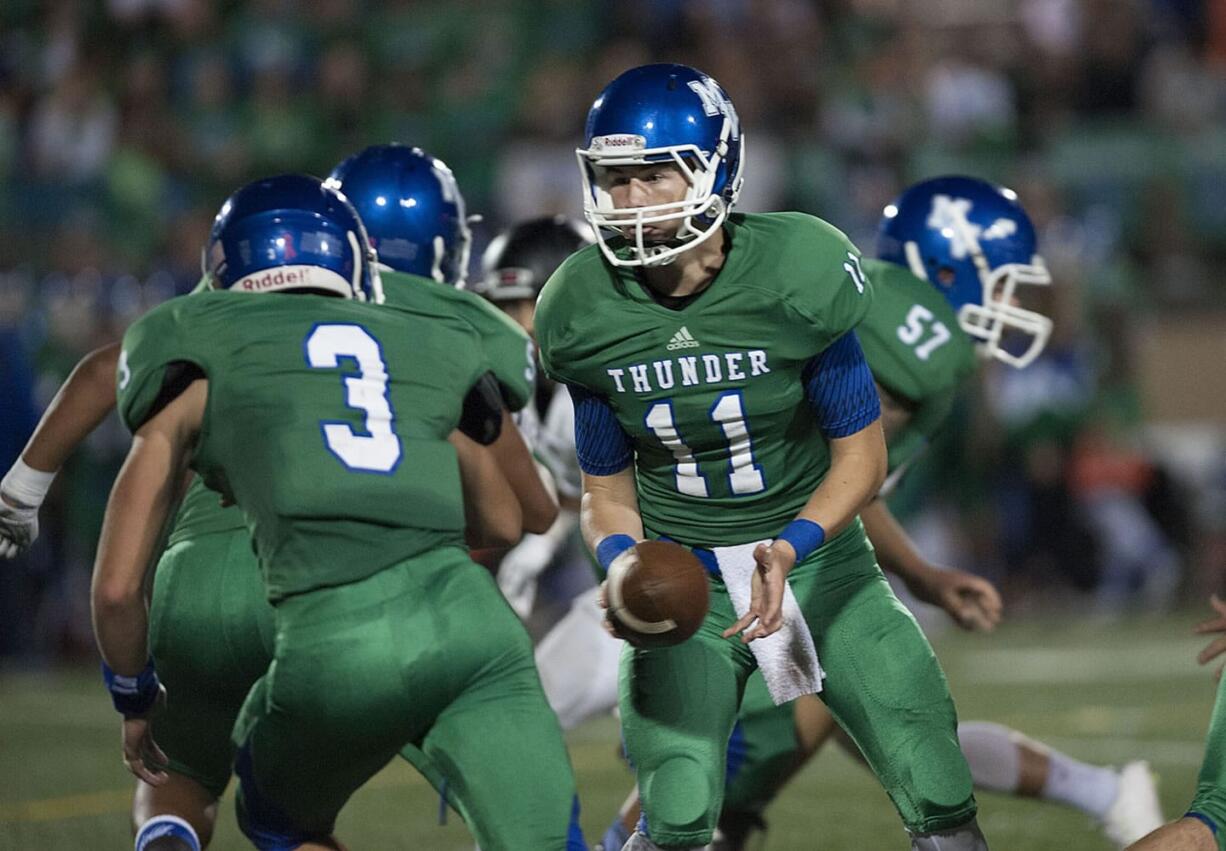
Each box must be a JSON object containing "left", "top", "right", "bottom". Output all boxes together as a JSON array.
[{"left": 1, "top": 0, "right": 1224, "bottom": 661}]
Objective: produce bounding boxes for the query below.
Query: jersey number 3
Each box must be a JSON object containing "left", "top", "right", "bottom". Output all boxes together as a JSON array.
[{"left": 305, "top": 324, "right": 403, "bottom": 473}]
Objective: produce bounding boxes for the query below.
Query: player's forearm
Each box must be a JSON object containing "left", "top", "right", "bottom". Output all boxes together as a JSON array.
[
  {"left": 795, "top": 422, "right": 887, "bottom": 540},
  {"left": 92, "top": 382, "right": 201, "bottom": 674},
  {"left": 579, "top": 468, "right": 644, "bottom": 556},
  {"left": 450, "top": 430, "right": 523, "bottom": 549},
  {"left": 489, "top": 409, "right": 559, "bottom": 534},
  {"left": 860, "top": 498, "right": 931, "bottom": 580},
  {"left": 19, "top": 343, "right": 120, "bottom": 475},
  {"left": 91, "top": 432, "right": 185, "bottom": 673}
]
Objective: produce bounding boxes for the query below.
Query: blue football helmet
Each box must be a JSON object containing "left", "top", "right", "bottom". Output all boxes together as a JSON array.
[
  {"left": 878, "top": 175, "right": 1053, "bottom": 368},
  {"left": 203, "top": 173, "right": 380, "bottom": 302},
  {"left": 577, "top": 63, "right": 744, "bottom": 268},
  {"left": 326, "top": 144, "right": 472, "bottom": 286}
]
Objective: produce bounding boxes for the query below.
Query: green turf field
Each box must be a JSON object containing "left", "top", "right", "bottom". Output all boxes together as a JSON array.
[{"left": 0, "top": 611, "right": 1214, "bottom": 849}]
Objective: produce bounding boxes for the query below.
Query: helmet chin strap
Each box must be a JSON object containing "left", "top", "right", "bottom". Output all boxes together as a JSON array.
[{"left": 346, "top": 230, "right": 366, "bottom": 301}]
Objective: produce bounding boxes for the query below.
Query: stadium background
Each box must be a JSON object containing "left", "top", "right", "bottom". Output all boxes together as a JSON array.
[{"left": 0, "top": 1, "right": 1224, "bottom": 848}]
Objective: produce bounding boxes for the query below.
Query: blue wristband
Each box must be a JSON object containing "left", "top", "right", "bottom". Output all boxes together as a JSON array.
[
  {"left": 102, "top": 658, "right": 160, "bottom": 717},
  {"left": 1187, "top": 812, "right": 1219, "bottom": 836},
  {"left": 776, "top": 519, "right": 826, "bottom": 563},
  {"left": 595, "top": 534, "right": 636, "bottom": 573}
]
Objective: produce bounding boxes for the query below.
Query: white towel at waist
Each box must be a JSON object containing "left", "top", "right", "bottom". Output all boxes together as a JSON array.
[{"left": 712, "top": 540, "right": 825, "bottom": 705}]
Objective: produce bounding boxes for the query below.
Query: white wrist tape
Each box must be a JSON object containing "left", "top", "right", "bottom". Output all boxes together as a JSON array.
[{"left": 1, "top": 458, "right": 56, "bottom": 508}]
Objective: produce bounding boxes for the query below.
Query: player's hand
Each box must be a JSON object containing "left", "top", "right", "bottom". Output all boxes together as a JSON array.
[
  {"left": 905, "top": 565, "right": 1003, "bottom": 632},
  {"left": 723, "top": 540, "right": 794, "bottom": 643},
  {"left": 496, "top": 535, "right": 553, "bottom": 619},
  {"left": 0, "top": 492, "right": 39, "bottom": 559},
  {"left": 597, "top": 580, "right": 630, "bottom": 641},
  {"left": 1195, "top": 595, "right": 1226, "bottom": 680},
  {"left": 120, "top": 685, "right": 169, "bottom": 786}
]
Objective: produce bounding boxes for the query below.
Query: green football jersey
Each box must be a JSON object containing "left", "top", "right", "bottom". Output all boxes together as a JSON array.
[
  {"left": 158, "top": 276, "right": 248, "bottom": 544},
  {"left": 381, "top": 269, "right": 536, "bottom": 411},
  {"left": 117, "top": 290, "right": 489, "bottom": 600},
  {"left": 856, "top": 259, "right": 977, "bottom": 476},
  {"left": 165, "top": 477, "right": 244, "bottom": 546},
  {"left": 536, "top": 212, "right": 874, "bottom": 549}
]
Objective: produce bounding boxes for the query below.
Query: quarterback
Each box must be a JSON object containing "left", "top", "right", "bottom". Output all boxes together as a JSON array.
[{"left": 535, "top": 63, "right": 986, "bottom": 850}]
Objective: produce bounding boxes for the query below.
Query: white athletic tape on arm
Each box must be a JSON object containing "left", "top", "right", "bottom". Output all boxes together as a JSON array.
[{"left": 1, "top": 458, "right": 56, "bottom": 508}]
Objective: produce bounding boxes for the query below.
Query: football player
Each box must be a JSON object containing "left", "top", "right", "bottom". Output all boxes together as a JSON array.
[
  {"left": 94, "top": 174, "right": 583, "bottom": 851},
  {"left": 326, "top": 143, "right": 558, "bottom": 535},
  {"left": 9, "top": 174, "right": 571, "bottom": 850},
  {"left": 3, "top": 343, "right": 266, "bottom": 851},
  {"left": 1126, "top": 594, "right": 1226, "bottom": 850},
  {"left": 1, "top": 170, "right": 561, "bottom": 851},
  {"left": 696, "top": 175, "right": 1162, "bottom": 851},
  {"left": 2, "top": 150, "right": 566, "bottom": 849},
  {"left": 534, "top": 63, "right": 986, "bottom": 850}
]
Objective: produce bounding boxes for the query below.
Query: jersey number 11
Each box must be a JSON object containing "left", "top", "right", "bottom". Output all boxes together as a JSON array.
[{"left": 645, "top": 391, "right": 765, "bottom": 497}]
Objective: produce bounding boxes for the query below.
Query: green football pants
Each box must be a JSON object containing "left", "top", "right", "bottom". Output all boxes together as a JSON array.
[
  {"left": 148, "top": 531, "right": 274, "bottom": 799},
  {"left": 1188, "top": 670, "right": 1226, "bottom": 851},
  {"left": 232, "top": 547, "right": 579, "bottom": 851},
  {"left": 722, "top": 671, "right": 802, "bottom": 818},
  {"left": 619, "top": 547, "right": 976, "bottom": 847}
]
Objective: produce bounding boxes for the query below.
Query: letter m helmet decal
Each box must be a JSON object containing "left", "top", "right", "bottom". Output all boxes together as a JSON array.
[{"left": 687, "top": 78, "right": 740, "bottom": 138}]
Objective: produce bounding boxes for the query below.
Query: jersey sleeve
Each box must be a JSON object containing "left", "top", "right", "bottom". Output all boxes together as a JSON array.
[
  {"left": 116, "top": 299, "right": 204, "bottom": 433},
  {"left": 569, "top": 384, "right": 633, "bottom": 476},
  {"left": 802, "top": 331, "right": 881, "bottom": 438},
  {"left": 782, "top": 218, "right": 875, "bottom": 353},
  {"left": 471, "top": 298, "right": 536, "bottom": 412},
  {"left": 533, "top": 260, "right": 584, "bottom": 387}
]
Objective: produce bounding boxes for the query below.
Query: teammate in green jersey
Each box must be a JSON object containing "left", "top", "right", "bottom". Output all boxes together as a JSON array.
[
  {"left": 326, "top": 143, "right": 560, "bottom": 536},
  {"left": 3, "top": 171, "right": 556, "bottom": 848},
  {"left": 1131, "top": 595, "right": 1226, "bottom": 850},
  {"left": 0, "top": 335, "right": 260, "bottom": 851},
  {"left": 695, "top": 175, "right": 1161, "bottom": 851},
  {"left": 6, "top": 149, "right": 556, "bottom": 850},
  {"left": 536, "top": 63, "right": 986, "bottom": 850},
  {"left": 92, "top": 174, "right": 582, "bottom": 850}
]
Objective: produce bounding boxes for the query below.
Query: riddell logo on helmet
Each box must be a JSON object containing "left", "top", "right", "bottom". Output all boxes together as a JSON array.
[
  {"left": 591, "top": 134, "right": 646, "bottom": 151},
  {"left": 237, "top": 267, "right": 309, "bottom": 291}
]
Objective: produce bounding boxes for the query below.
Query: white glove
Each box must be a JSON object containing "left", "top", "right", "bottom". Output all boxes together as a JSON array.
[
  {"left": 0, "top": 497, "right": 39, "bottom": 559},
  {"left": 0, "top": 459, "right": 56, "bottom": 559},
  {"left": 497, "top": 533, "right": 556, "bottom": 619}
]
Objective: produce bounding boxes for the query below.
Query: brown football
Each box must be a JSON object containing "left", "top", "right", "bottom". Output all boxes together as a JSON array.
[{"left": 606, "top": 540, "right": 710, "bottom": 648}]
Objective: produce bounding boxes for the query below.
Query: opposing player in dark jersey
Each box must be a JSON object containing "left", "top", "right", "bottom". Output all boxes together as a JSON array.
[
  {"left": 92, "top": 174, "right": 583, "bottom": 850},
  {"left": 699, "top": 176, "right": 1162, "bottom": 851},
  {"left": 535, "top": 63, "right": 987, "bottom": 851}
]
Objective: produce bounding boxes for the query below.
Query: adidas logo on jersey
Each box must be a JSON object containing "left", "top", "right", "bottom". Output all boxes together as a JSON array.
[{"left": 666, "top": 327, "right": 700, "bottom": 350}]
